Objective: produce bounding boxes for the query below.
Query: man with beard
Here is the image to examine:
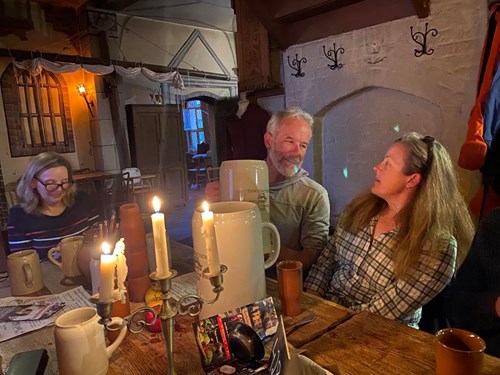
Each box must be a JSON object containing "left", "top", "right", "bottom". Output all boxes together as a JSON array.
[{"left": 206, "top": 107, "right": 330, "bottom": 276}]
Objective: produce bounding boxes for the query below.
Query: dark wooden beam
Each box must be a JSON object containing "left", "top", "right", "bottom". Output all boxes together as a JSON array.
[
  {"left": 245, "top": 0, "right": 431, "bottom": 49},
  {"left": 0, "top": 48, "right": 232, "bottom": 81},
  {"left": 273, "top": 0, "right": 364, "bottom": 24}
]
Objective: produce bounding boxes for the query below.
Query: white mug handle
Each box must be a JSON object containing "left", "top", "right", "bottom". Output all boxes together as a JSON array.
[
  {"left": 262, "top": 222, "right": 280, "bottom": 269},
  {"left": 106, "top": 316, "right": 128, "bottom": 357},
  {"left": 48, "top": 247, "right": 62, "bottom": 268}
]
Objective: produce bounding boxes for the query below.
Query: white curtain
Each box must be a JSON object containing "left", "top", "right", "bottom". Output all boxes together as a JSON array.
[{"left": 13, "top": 57, "right": 185, "bottom": 89}]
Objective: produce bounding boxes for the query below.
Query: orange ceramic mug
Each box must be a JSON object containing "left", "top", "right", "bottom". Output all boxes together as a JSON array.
[
  {"left": 435, "top": 328, "right": 486, "bottom": 375},
  {"left": 277, "top": 260, "right": 303, "bottom": 317}
]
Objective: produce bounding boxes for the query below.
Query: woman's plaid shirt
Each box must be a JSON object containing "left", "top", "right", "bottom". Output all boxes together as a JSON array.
[{"left": 304, "top": 216, "right": 456, "bottom": 327}]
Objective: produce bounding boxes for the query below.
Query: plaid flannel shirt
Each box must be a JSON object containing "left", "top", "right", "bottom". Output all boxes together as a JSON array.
[{"left": 304, "top": 215, "right": 457, "bottom": 327}]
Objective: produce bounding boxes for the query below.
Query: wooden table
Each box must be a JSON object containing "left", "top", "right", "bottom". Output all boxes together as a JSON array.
[
  {"left": 302, "top": 311, "right": 500, "bottom": 375},
  {"left": 2, "top": 241, "right": 500, "bottom": 375},
  {"left": 0, "top": 268, "right": 349, "bottom": 374}
]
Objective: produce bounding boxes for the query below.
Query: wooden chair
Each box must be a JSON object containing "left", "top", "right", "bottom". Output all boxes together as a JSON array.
[
  {"left": 192, "top": 155, "right": 207, "bottom": 189},
  {"left": 206, "top": 167, "right": 220, "bottom": 182},
  {"left": 104, "top": 173, "right": 133, "bottom": 217},
  {"left": 121, "top": 167, "right": 157, "bottom": 207}
]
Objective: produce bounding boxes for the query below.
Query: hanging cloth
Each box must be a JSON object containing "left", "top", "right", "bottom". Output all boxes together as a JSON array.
[{"left": 459, "top": 4, "right": 500, "bottom": 219}]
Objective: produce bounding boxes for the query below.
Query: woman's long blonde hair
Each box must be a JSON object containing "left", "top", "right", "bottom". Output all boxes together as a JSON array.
[
  {"left": 341, "top": 132, "right": 474, "bottom": 279},
  {"left": 16, "top": 152, "right": 77, "bottom": 215}
]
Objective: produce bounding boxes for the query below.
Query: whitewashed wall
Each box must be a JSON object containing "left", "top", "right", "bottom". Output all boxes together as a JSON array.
[{"left": 282, "top": 0, "right": 487, "bottom": 219}]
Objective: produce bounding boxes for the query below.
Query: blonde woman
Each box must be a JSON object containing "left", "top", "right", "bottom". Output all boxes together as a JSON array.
[
  {"left": 305, "top": 132, "right": 474, "bottom": 327},
  {"left": 8, "top": 152, "right": 98, "bottom": 259}
]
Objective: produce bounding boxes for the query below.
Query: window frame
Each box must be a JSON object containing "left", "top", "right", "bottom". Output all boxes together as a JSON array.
[{"left": 1, "top": 63, "right": 75, "bottom": 157}]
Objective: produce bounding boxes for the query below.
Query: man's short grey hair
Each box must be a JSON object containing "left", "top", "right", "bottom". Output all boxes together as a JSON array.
[{"left": 266, "top": 107, "right": 314, "bottom": 134}]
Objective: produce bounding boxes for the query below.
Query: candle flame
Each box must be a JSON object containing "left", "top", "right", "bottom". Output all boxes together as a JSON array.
[
  {"left": 202, "top": 201, "right": 209, "bottom": 213},
  {"left": 153, "top": 196, "right": 161, "bottom": 212},
  {"left": 102, "top": 242, "right": 111, "bottom": 255}
]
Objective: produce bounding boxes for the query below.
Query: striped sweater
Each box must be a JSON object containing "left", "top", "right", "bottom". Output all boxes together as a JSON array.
[{"left": 7, "top": 191, "right": 99, "bottom": 259}]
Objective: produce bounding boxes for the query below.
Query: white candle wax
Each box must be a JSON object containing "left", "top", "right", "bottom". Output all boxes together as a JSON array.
[
  {"left": 152, "top": 196, "right": 170, "bottom": 277},
  {"left": 201, "top": 201, "right": 220, "bottom": 276},
  {"left": 113, "top": 239, "right": 128, "bottom": 290},
  {"left": 99, "top": 242, "right": 115, "bottom": 302}
]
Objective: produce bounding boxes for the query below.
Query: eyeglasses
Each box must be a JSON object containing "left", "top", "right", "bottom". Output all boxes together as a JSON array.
[
  {"left": 421, "top": 136, "right": 435, "bottom": 178},
  {"left": 34, "top": 177, "right": 74, "bottom": 192}
]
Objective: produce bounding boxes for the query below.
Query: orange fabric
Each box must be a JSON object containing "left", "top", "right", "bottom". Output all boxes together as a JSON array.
[
  {"left": 469, "top": 186, "right": 500, "bottom": 219},
  {"left": 459, "top": 7, "right": 500, "bottom": 170}
]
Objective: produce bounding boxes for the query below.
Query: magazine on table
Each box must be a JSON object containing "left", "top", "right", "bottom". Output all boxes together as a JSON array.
[
  {"left": 192, "top": 297, "right": 279, "bottom": 373},
  {"left": 0, "top": 302, "right": 65, "bottom": 322},
  {"left": 0, "top": 286, "right": 93, "bottom": 342}
]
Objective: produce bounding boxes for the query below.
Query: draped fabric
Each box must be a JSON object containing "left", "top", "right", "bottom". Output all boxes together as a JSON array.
[
  {"left": 458, "top": 4, "right": 500, "bottom": 219},
  {"left": 12, "top": 57, "right": 185, "bottom": 89}
]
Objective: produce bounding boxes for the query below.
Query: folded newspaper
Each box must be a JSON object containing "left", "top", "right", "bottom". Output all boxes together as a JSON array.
[{"left": 0, "top": 286, "right": 93, "bottom": 342}]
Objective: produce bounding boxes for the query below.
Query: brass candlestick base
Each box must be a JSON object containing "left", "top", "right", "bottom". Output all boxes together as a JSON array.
[{"left": 90, "top": 265, "right": 227, "bottom": 375}]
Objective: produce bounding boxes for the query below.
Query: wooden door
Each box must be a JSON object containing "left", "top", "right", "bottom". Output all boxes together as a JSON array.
[{"left": 126, "top": 105, "right": 188, "bottom": 207}]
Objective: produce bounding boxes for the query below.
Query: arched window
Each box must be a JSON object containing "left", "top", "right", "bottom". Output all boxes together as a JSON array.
[{"left": 1, "top": 64, "right": 75, "bottom": 157}]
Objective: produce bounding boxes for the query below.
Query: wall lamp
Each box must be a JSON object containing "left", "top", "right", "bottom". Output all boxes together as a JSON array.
[{"left": 77, "top": 84, "right": 95, "bottom": 117}]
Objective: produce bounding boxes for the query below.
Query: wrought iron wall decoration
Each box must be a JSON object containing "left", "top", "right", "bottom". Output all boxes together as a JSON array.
[
  {"left": 323, "top": 43, "right": 345, "bottom": 70},
  {"left": 287, "top": 54, "right": 307, "bottom": 78},
  {"left": 410, "top": 22, "right": 438, "bottom": 57}
]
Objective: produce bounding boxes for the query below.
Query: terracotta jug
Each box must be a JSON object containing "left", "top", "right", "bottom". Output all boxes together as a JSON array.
[{"left": 120, "top": 203, "right": 147, "bottom": 251}]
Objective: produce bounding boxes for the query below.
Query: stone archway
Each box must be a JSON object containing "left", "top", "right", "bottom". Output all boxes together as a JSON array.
[{"left": 314, "top": 86, "right": 443, "bottom": 219}]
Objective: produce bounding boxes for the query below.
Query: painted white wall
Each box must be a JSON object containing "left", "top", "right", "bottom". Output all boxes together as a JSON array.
[{"left": 281, "top": 0, "right": 487, "bottom": 217}]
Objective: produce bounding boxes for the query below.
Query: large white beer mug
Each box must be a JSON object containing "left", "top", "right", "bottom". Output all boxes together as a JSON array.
[
  {"left": 54, "top": 307, "right": 127, "bottom": 375},
  {"left": 193, "top": 201, "right": 280, "bottom": 319},
  {"left": 220, "top": 160, "right": 272, "bottom": 255}
]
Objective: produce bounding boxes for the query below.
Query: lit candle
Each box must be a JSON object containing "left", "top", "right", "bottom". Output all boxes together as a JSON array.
[
  {"left": 112, "top": 238, "right": 128, "bottom": 303},
  {"left": 99, "top": 242, "right": 115, "bottom": 302},
  {"left": 201, "top": 201, "right": 220, "bottom": 276},
  {"left": 151, "top": 196, "right": 170, "bottom": 277}
]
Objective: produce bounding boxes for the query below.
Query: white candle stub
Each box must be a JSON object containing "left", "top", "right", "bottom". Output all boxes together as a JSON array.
[{"left": 113, "top": 238, "right": 128, "bottom": 303}]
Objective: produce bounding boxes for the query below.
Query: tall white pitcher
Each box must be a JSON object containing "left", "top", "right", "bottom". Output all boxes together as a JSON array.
[
  {"left": 220, "top": 160, "right": 272, "bottom": 255},
  {"left": 193, "top": 201, "right": 280, "bottom": 319}
]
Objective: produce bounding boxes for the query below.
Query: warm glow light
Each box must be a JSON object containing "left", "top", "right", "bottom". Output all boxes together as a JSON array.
[
  {"left": 202, "top": 201, "right": 209, "bottom": 213},
  {"left": 101, "top": 242, "right": 111, "bottom": 255},
  {"left": 153, "top": 196, "right": 161, "bottom": 212},
  {"left": 77, "top": 84, "right": 87, "bottom": 96}
]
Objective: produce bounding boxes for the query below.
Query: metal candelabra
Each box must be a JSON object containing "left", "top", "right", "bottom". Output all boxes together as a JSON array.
[{"left": 90, "top": 264, "right": 227, "bottom": 375}]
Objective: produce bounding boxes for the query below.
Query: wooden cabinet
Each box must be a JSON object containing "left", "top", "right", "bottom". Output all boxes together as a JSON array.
[
  {"left": 126, "top": 104, "right": 188, "bottom": 207},
  {"left": 233, "top": 0, "right": 272, "bottom": 93}
]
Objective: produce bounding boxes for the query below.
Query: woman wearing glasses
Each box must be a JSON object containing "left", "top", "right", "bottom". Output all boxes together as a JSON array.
[
  {"left": 7, "top": 152, "right": 99, "bottom": 259},
  {"left": 305, "top": 132, "right": 475, "bottom": 328}
]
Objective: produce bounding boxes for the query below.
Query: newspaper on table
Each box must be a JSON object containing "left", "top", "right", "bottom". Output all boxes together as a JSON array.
[
  {"left": 170, "top": 272, "right": 197, "bottom": 301},
  {"left": 0, "top": 286, "right": 92, "bottom": 342}
]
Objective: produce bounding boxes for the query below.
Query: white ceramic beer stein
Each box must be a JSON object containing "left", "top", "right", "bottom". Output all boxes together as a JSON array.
[
  {"left": 220, "top": 160, "right": 272, "bottom": 255},
  {"left": 54, "top": 307, "right": 127, "bottom": 375},
  {"left": 193, "top": 201, "right": 280, "bottom": 319}
]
